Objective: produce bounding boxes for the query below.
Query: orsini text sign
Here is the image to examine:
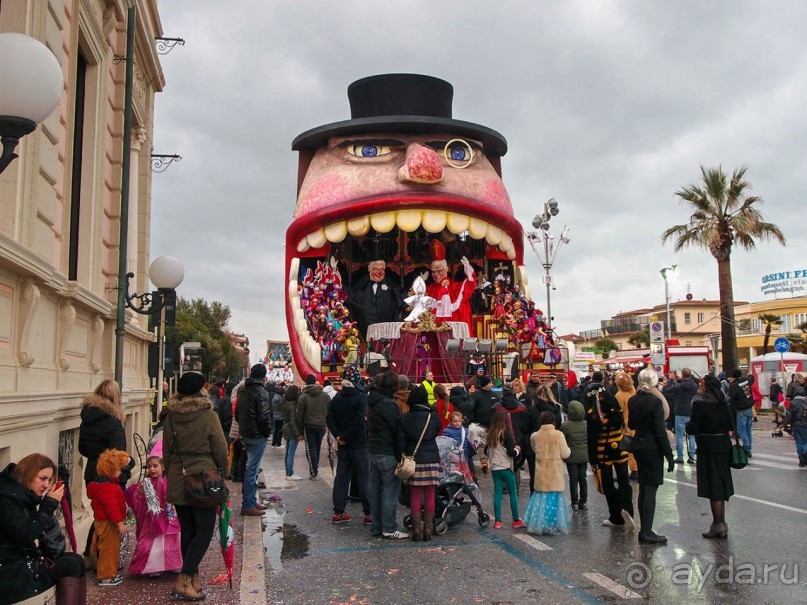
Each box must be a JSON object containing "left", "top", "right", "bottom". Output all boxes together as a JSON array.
[{"left": 760, "top": 269, "right": 807, "bottom": 296}]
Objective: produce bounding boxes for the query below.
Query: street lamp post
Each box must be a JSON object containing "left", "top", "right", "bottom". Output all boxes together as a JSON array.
[
  {"left": 0, "top": 33, "right": 64, "bottom": 174},
  {"left": 660, "top": 265, "right": 677, "bottom": 341},
  {"left": 113, "top": 256, "right": 184, "bottom": 419},
  {"left": 529, "top": 198, "right": 567, "bottom": 330}
]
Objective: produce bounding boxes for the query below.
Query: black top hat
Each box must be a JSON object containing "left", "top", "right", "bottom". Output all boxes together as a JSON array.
[{"left": 292, "top": 73, "right": 507, "bottom": 156}]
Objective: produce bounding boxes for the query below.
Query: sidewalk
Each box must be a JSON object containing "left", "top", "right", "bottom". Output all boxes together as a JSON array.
[{"left": 85, "top": 480, "right": 266, "bottom": 604}]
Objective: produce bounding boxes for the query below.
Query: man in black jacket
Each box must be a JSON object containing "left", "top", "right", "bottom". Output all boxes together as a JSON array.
[
  {"left": 366, "top": 371, "right": 407, "bottom": 538},
  {"left": 728, "top": 369, "right": 755, "bottom": 456},
  {"left": 662, "top": 367, "right": 698, "bottom": 463},
  {"left": 327, "top": 366, "right": 371, "bottom": 524},
  {"left": 237, "top": 364, "right": 271, "bottom": 515}
]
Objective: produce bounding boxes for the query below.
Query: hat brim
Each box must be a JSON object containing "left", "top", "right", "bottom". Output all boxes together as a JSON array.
[{"left": 292, "top": 116, "right": 507, "bottom": 157}]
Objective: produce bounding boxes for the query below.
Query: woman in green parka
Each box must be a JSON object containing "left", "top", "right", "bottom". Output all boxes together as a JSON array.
[{"left": 162, "top": 372, "right": 229, "bottom": 602}]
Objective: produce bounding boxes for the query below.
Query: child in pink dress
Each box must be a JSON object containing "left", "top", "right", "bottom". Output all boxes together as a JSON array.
[{"left": 125, "top": 456, "right": 182, "bottom": 576}]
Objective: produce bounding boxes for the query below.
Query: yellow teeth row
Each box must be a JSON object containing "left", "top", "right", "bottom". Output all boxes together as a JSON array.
[{"left": 297, "top": 210, "right": 517, "bottom": 260}]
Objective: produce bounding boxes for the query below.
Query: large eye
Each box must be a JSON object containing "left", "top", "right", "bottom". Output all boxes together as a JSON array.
[
  {"left": 346, "top": 144, "right": 391, "bottom": 158},
  {"left": 442, "top": 139, "right": 475, "bottom": 168}
]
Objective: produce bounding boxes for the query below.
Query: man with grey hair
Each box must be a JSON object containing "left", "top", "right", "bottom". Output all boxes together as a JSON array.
[{"left": 346, "top": 259, "right": 404, "bottom": 339}]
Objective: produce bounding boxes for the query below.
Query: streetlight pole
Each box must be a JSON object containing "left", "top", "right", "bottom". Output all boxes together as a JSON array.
[
  {"left": 660, "top": 265, "right": 677, "bottom": 341},
  {"left": 530, "top": 198, "right": 563, "bottom": 330}
]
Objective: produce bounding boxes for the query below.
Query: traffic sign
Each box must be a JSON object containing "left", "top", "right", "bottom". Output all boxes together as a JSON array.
[
  {"left": 650, "top": 321, "right": 664, "bottom": 343},
  {"left": 774, "top": 337, "right": 790, "bottom": 353}
]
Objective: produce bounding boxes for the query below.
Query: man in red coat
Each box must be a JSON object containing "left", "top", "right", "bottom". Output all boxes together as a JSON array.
[{"left": 424, "top": 240, "right": 476, "bottom": 334}]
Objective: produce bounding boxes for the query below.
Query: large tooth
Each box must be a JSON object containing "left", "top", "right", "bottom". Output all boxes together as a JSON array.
[
  {"left": 297, "top": 238, "right": 310, "bottom": 253},
  {"left": 290, "top": 257, "right": 300, "bottom": 278},
  {"left": 486, "top": 225, "right": 503, "bottom": 246},
  {"left": 446, "top": 212, "right": 469, "bottom": 234},
  {"left": 291, "top": 296, "right": 301, "bottom": 311},
  {"left": 288, "top": 280, "right": 298, "bottom": 299},
  {"left": 396, "top": 209, "right": 422, "bottom": 232},
  {"left": 307, "top": 228, "right": 327, "bottom": 249},
  {"left": 296, "top": 317, "right": 308, "bottom": 334},
  {"left": 422, "top": 210, "right": 447, "bottom": 233},
  {"left": 324, "top": 221, "right": 347, "bottom": 243},
  {"left": 499, "top": 233, "right": 516, "bottom": 259},
  {"left": 310, "top": 343, "right": 322, "bottom": 371},
  {"left": 347, "top": 216, "right": 370, "bottom": 237},
  {"left": 523, "top": 284, "right": 532, "bottom": 300},
  {"left": 370, "top": 212, "right": 396, "bottom": 233},
  {"left": 468, "top": 217, "right": 488, "bottom": 240},
  {"left": 294, "top": 308, "right": 305, "bottom": 323},
  {"left": 507, "top": 247, "right": 516, "bottom": 260},
  {"left": 518, "top": 265, "right": 529, "bottom": 286}
]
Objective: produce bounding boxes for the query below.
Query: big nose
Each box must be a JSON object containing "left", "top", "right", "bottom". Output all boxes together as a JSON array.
[{"left": 398, "top": 144, "right": 443, "bottom": 184}]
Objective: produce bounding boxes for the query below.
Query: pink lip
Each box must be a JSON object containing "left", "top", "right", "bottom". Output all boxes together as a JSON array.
[{"left": 285, "top": 192, "right": 525, "bottom": 379}]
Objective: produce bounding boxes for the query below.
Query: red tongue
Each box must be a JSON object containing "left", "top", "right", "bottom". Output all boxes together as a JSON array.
[{"left": 398, "top": 144, "right": 443, "bottom": 184}]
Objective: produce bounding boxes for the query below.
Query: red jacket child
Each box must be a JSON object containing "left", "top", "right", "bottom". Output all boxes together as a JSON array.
[{"left": 87, "top": 477, "right": 126, "bottom": 523}]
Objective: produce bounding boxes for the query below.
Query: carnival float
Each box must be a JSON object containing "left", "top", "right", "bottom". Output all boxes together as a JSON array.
[{"left": 284, "top": 74, "right": 569, "bottom": 382}]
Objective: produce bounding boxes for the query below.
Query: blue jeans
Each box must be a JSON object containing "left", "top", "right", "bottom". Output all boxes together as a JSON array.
[
  {"left": 735, "top": 408, "right": 754, "bottom": 453},
  {"left": 792, "top": 425, "right": 807, "bottom": 461},
  {"left": 675, "top": 415, "right": 697, "bottom": 460},
  {"left": 285, "top": 438, "right": 299, "bottom": 477},
  {"left": 333, "top": 447, "right": 370, "bottom": 515},
  {"left": 241, "top": 436, "right": 267, "bottom": 510},
  {"left": 369, "top": 453, "right": 401, "bottom": 534}
]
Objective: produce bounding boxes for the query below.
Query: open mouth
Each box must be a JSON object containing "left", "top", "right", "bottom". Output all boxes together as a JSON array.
[{"left": 285, "top": 193, "right": 530, "bottom": 377}]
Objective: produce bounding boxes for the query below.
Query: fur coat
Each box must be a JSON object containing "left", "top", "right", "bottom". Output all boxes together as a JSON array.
[{"left": 531, "top": 424, "right": 571, "bottom": 493}]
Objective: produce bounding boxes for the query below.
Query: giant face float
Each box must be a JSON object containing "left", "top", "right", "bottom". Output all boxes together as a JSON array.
[{"left": 286, "top": 74, "right": 555, "bottom": 381}]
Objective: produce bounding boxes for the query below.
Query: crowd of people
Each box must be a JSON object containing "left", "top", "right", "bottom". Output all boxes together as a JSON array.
[{"left": 3, "top": 361, "right": 800, "bottom": 604}]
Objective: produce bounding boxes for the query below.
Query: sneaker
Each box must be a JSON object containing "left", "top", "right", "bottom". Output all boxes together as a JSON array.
[
  {"left": 578, "top": 502, "right": 588, "bottom": 510},
  {"left": 687, "top": 458, "right": 696, "bottom": 465},
  {"left": 98, "top": 576, "right": 123, "bottom": 587},
  {"left": 621, "top": 509, "right": 636, "bottom": 532},
  {"left": 332, "top": 512, "right": 352, "bottom": 524},
  {"left": 493, "top": 521, "right": 503, "bottom": 529},
  {"left": 309, "top": 474, "right": 318, "bottom": 480},
  {"left": 255, "top": 481, "right": 267, "bottom": 489},
  {"left": 512, "top": 520, "right": 525, "bottom": 529},
  {"left": 382, "top": 530, "right": 410, "bottom": 539},
  {"left": 363, "top": 514, "right": 372, "bottom": 525},
  {"left": 286, "top": 475, "right": 303, "bottom": 481},
  {"left": 572, "top": 503, "right": 579, "bottom": 512},
  {"left": 673, "top": 458, "right": 684, "bottom": 465}
]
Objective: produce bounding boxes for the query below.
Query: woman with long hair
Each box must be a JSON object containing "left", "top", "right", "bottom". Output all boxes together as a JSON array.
[
  {"left": 628, "top": 369, "right": 674, "bottom": 544},
  {"left": 433, "top": 383, "right": 454, "bottom": 431},
  {"left": 78, "top": 379, "right": 132, "bottom": 566},
  {"left": 485, "top": 410, "right": 524, "bottom": 529},
  {"left": 686, "top": 375, "right": 734, "bottom": 539},
  {"left": 0, "top": 453, "right": 87, "bottom": 604}
]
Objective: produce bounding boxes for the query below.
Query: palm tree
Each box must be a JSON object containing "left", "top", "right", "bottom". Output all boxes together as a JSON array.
[
  {"left": 758, "top": 313, "right": 783, "bottom": 355},
  {"left": 661, "top": 166, "right": 785, "bottom": 372}
]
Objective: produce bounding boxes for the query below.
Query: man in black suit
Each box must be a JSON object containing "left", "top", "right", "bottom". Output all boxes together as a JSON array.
[{"left": 347, "top": 259, "right": 404, "bottom": 339}]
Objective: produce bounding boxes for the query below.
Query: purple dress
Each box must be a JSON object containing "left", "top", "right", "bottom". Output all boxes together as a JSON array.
[{"left": 125, "top": 476, "right": 183, "bottom": 575}]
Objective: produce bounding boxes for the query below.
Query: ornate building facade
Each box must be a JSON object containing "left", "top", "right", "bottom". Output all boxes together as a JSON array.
[{"left": 0, "top": 0, "right": 164, "bottom": 533}]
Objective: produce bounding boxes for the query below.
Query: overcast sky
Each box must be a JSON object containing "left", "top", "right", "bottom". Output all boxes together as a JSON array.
[{"left": 150, "top": 1, "right": 806, "bottom": 362}]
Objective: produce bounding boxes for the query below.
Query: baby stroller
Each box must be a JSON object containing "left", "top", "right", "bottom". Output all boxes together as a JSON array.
[
  {"left": 402, "top": 436, "right": 490, "bottom": 535},
  {"left": 772, "top": 408, "right": 793, "bottom": 437}
]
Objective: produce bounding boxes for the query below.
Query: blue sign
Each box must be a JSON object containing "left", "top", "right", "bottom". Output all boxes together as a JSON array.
[{"left": 774, "top": 337, "right": 790, "bottom": 353}]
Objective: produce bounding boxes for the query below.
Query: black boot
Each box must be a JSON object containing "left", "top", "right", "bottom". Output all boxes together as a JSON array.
[
  {"left": 638, "top": 485, "right": 666, "bottom": 544},
  {"left": 56, "top": 575, "right": 87, "bottom": 605}
]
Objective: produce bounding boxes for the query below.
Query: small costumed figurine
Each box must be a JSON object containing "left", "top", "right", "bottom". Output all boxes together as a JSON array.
[{"left": 404, "top": 275, "right": 437, "bottom": 321}]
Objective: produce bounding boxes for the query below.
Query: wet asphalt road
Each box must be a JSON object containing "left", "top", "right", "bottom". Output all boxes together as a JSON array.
[{"left": 256, "top": 422, "right": 806, "bottom": 605}]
